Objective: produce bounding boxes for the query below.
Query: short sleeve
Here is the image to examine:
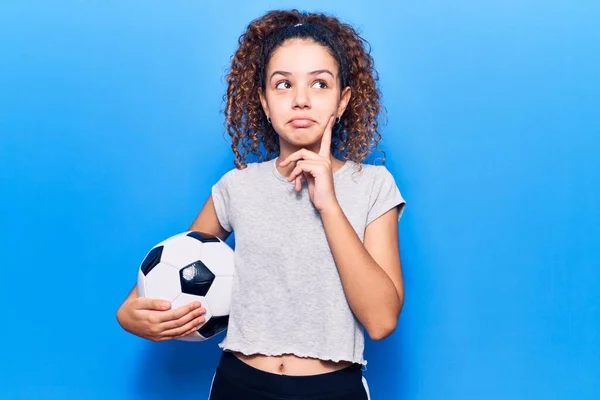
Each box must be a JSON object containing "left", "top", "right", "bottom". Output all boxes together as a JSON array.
[
  {"left": 366, "top": 167, "right": 406, "bottom": 226},
  {"left": 211, "top": 170, "right": 235, "bottom": 232}
]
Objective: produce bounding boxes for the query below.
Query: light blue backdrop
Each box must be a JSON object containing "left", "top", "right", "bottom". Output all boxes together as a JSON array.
[{"left": 1, "top": 1, "right": 598, "bottom": 399}]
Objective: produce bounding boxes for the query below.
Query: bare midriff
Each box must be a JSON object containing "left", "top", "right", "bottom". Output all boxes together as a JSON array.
[{"left": 232, "top": 351, "right": 353, "bottom": 376}]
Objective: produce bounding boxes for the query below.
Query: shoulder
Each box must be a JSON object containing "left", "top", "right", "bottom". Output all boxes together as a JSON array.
[
  {"left": 346, "top": 160, "right": 397, "bottom": 184},
  {"left": 216, "top": 158, "right": 272, "bottom": 185}
]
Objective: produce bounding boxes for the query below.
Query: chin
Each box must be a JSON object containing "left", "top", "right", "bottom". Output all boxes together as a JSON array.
[
  {"left": 285, "top": 129, "right": 320, "bottom": 145},
  {"left": 288, "top": 138, "right": 319, "bottom": 149}
]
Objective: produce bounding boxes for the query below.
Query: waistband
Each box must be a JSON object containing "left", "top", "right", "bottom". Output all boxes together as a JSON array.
[{"left": 216, "top": 350, "right": 364, "bottom": 396}]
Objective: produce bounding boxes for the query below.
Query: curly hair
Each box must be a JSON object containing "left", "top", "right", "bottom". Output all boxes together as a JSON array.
[{"left": 224, "top": 9, "right": 387, "bottom": 169}]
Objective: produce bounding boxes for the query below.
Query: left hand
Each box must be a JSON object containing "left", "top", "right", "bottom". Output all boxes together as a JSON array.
[{"left": 278, "top": 115, "right": 339, "bottom": 213}]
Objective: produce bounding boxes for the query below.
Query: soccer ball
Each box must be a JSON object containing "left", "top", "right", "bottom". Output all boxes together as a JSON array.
[{"left": 137, "top": 231, "right": 235, "bottom": 341}]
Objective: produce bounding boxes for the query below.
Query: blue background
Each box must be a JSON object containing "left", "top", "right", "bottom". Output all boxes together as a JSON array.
[{"left": 1, "top": 1, "right": 598, "bottom": 399}]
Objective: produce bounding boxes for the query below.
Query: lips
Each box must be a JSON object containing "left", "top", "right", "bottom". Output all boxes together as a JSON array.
[{"left": 289, "top": 118, "right": 316, "bottom": 128}]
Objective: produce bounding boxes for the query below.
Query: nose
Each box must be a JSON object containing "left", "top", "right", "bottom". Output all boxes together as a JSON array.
[{"left": 292, "top": 86, "right": 310, "bottom": 109}]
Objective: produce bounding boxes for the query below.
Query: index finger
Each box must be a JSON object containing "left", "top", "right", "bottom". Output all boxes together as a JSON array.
[
  {"left": 157, "top": 301, "right": 202, "bottom": 323},
  {"left": 318, "top": 115, "right": 335, "bottom": 158},
  {"left": 137, "top": 297, "right": 171, "bottom": 311}
]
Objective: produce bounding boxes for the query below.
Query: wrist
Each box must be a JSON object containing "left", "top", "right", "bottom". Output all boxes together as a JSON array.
[{"left": 319, "top": 202, "right": 343, "bottom": 218}]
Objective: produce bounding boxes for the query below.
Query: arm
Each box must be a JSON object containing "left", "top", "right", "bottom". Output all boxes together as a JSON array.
[{"left": 320, "top": 205, "right": 404, "bottom": 341}]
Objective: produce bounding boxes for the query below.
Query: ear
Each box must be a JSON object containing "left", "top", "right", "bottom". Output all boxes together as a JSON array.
[
  {"left": 258, "top": 88, "right": 270, "bottom": 119},
  {"left": 337, "top": 86, "right": 352, "bottom": 118}
]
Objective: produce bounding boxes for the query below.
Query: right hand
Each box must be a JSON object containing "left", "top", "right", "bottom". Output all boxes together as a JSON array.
[{"left": 117, "top": 297, "right": 207, "bottom": 342}]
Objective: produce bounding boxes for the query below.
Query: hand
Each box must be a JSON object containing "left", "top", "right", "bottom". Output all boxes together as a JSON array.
[
  {"left": 279, "top": 115, "right": 339, "bottom": 213},
  {"left": 117, "top": 297, "right": 206, "bottom": 342}
]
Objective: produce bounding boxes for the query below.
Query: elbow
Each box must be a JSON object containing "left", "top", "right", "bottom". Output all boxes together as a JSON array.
[
  {"left": 367, "top": 300, "right": 403, "bottom": 341},
  {"left": 367, "top": 317, "right": 398, "bottom": 341},
  {"left": 366, "top": 292, "right": 404, "bottom": 341},
  {"left": 116, "top": 306, "right": 124, "bottom": 328}
]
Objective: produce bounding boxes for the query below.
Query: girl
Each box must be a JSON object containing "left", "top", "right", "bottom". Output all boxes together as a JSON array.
[{"left": 117, "top": 9, "right": 406, "bottom": 400}]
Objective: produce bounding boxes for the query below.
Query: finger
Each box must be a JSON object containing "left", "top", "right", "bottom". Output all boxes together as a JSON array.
[
  {"left": 318, "top": 115, "right": 335, "bottom": 158},
  {"left": 299, "top": 172, "right": 310, "bottom": 192},
  {"left": 279, "top": 148, "right": 320, "bottom": 167},
  {"left": 295, "top": 175, "right": 302, "bottom": 192},
  {"left": 139, "top": 298, "right": 171, "bottom": 311},
  {"left": 156, "top": 301, "right": 202, "bottom": 323},
  {"left": 168, "top": 315, "right": 205, "bottom": 338},
  {"left": 287, "top": 161, "right": 319, "bottom": 183},
  {"left": 160, "top": 306, "right": 206, "bottom": 331},
  {"left": 288, "top": 161, "right": 306, "bottom": 184},
  {"left": 287, "top": 159, "right": 304, "bottom": 183},
  {"left": 175, "top": 326, "right": 200, "bottom": 339},
  {"left": 163, "top": 315, "right": 206, "bottom": 338}
]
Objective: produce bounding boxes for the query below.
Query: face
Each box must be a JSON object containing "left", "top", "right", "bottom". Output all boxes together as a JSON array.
[{"left": 259, "top": 39, "right": 351, "bottom": 153}]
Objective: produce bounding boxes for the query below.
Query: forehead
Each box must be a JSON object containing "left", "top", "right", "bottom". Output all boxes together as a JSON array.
[{"left": 267, "top": 39, "right": 339, "bottom": 74}]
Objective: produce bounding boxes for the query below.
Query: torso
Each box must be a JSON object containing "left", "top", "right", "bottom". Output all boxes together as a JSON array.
[
  {"left": 233, "top": 351, "right": 353, "bottom": 376},
  {"left": 230, "top": 156, "right": 357, "bottom": 376}
]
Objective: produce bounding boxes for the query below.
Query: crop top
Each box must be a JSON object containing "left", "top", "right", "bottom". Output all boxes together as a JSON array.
[{"left": 211, "top": 156, "right": 406, "bottom": 366}]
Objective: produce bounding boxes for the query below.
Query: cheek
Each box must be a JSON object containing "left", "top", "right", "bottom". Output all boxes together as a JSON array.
[
  {"left": 265, "top": 94, "right": 290, "bottom": 119},
  {"left": 315, "top": 90, "right": 340, "bottom": 107}
]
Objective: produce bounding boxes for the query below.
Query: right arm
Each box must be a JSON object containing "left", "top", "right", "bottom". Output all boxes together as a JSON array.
[{"left": 116, "top": 194, "right": 231, "bottom": 341}]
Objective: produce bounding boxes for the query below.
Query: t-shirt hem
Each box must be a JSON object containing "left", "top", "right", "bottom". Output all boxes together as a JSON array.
[
  {"left": 218, "top": 342, "right": 368, "bottom": 367},
  {"left": 366, "top": 197, "right": 406, "bottom": 226}
]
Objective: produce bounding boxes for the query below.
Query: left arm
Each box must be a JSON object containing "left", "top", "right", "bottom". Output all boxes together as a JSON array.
[
  {"left": 278, "top": 116, "right": 404, "bottom": 340},
  {"left": 320, "top": 204, "right": 404, "bottom": 341}
]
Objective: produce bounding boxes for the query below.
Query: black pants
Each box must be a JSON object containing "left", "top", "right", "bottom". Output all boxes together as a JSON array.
[{"left": 208, "top": 351, "right": 371, "bottom": 399}]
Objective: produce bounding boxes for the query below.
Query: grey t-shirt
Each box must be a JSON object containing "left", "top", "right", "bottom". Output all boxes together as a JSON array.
[{"left": 211, "top": 157, "right": 406, "bottom": 366}]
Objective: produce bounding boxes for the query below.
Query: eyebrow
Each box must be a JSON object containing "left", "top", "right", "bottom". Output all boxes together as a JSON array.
[{"left": 270, "top": 69, "right": 335, "bottom": 80}]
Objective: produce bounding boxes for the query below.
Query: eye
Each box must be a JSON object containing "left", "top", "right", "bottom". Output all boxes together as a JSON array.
[
  {"left": 312, "top": 80, "right": 328, "bottom": 89},
  {"left": 275, "top": 80, "right": 291, "bottom": 89}
]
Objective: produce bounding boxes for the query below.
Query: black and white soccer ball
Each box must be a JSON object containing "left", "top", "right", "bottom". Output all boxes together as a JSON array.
[{"left": 137, "top": 231, "right": 235, "bottom": 341}]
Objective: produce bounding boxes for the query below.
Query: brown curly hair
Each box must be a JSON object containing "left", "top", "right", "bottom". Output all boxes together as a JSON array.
[{"left": 224, "top": 9, "right": 386, "bottom": 169}]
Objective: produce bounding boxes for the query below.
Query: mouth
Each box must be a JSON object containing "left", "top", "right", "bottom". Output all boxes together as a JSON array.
[{"left": 289, "top": 118, "right": 316, "bottom": 128}]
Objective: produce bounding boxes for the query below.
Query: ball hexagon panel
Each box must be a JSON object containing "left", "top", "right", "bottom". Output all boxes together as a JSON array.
[
  {"left": 159, "top": 234, "right": 204, "bottom": 269},
  {"left": 171, "top": 293, "right": 210, "bottom": 316},
  {"left": 144, "top": 262, "right": 182, "bottom": 301},
  {"left": 204, "top": 276, "right": 233, "bottom": 316},
  {"left": 198, "top": 241, "right": 235, "bottom": 277}
]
